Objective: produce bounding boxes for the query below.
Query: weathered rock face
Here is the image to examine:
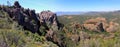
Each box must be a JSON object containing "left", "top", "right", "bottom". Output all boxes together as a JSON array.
[
  {"left": 1, "top": 1, "right": 63, "bottom": 34},
  {"left": 83, "top": 17, "right": 119, "bottom": 32},
  {"left": 39, "top": 10, "right": 61, "bottom": 30},
  {"left": 39, "top": 11, "right": 56, "bottom": 23},
  {"left": 83, "top": 18, "right": 105, "bottom": 32},
  {"left": 84, "top": 17, "right": 107, "bottom": 24},
  {"left": 0, "top": 1, "right": 40, "bottom": 33},
  {"left": 106, "top": 22, "right": 119, "bottom": 33},
  {"left": 0, "top": 1, "right": 64, "bottom": 47},
  {"left": 39, "top": 11, "right": 64, "bottom": 47}
]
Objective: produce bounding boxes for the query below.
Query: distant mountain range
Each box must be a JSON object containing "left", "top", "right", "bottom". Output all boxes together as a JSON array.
[
  {"left": 56, "top": 12, "right": 86, "bottom": 16},
  {"left": 56, "top": 10, "right": 120, "bottom": 16},
  {"left": 55, "top": 11, "right": 107, "bottom": 16}
]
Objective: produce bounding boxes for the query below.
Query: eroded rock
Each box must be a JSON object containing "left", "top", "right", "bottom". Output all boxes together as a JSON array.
[
  {"left": 0, "top": 1, "right": 40, "bottom": 33},
  {"left": 106, "top": 22, "right": 119, "bottom": 33},
  {"left": 39, "top": 10, "right": 62, "bottom": 30},
  {"left": 83, "top": 17, "right": 119, "bottom": 32}
]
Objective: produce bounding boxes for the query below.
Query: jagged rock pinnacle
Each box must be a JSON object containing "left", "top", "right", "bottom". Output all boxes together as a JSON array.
[{"left": 14, "top": 1, "right": 21, "bottom": 8}]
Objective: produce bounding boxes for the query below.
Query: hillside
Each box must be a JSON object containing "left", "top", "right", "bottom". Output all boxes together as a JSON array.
[
  {"left": 58, "top": 11, "right": 120, "bottom": 24},
  {"left": 0, "top": 1, "right": 120, "bottom": 47}
]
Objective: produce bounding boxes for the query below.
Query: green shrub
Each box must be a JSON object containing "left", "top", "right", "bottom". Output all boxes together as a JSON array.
[{"left": 0, "top": 29, "right": 27, "bottom": 47}]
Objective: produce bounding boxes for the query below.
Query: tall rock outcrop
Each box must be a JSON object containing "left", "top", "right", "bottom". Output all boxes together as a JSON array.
[
  {"left": 1, "top": 1, "right": 63, "bottom": 34},
  {"left": 0, "top": 1, "right": 40, "bottom": 33},
  {"left": 0, "top": 1, "right": 64, "bottom": 47},
  {"left": 39, "top": 10, "right": 64, "bottom": 47},
  {"left": 39, "top": 10, "right": 61, "bottom": 30}
]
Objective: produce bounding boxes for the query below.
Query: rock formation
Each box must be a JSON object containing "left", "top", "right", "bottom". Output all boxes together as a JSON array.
[
  {"left": 0, "top": 1, "right": 40, "bottom": 33},
  {"left": 106, "top": 22, "right": 119, "bottom": 33},
  {"left": 83, "top": 17, "right": 119, "bottom": 32},
  {"left": 0, "top": 1, "right": 64, "bottom": 47},
  {"left": 39, "top": 10, "right": 61, "bottom": 30},
  {"left": 39, "top": 11, "right": 64, "bottom": 47}
]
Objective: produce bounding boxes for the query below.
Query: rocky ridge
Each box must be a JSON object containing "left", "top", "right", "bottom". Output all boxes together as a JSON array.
[
  {"left": 0, "top": 1, "right": 64, "bottom": 47},
  {"left": 0, "top": 1, "right": 61, "bottom": 34}
]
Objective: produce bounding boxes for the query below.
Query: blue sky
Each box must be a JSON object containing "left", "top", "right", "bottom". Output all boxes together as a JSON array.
[{"left": 0, "top": 0, "right": 120, "bottom": 12}]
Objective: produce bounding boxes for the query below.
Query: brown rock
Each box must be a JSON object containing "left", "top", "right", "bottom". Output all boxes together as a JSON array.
[
  {"left": 39, "top": 10, "right": 57, "bottom": 24},
  {"left": 39, "top": 11, "right": 64, "bottom": 47},
  {"left": 83, "top": 24, "right": 97, "bottom": 31},
  {"left": 83, "top": 22, "right": 105, "bottom": 32},
  {"left": 83, "top": 17, "right": 106, "bottom": 32},
  {"left": 84, "top": 17, "right": 107, "bottom": 24},
  {"left": 39, "top": 10, "right": 60, "bottom": 30},
  {"left": 106, "top": 22, "right": 119, "bottom": 33},
  {"left": 83, "top": 17, "right": 119, "bottom": 33}
]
